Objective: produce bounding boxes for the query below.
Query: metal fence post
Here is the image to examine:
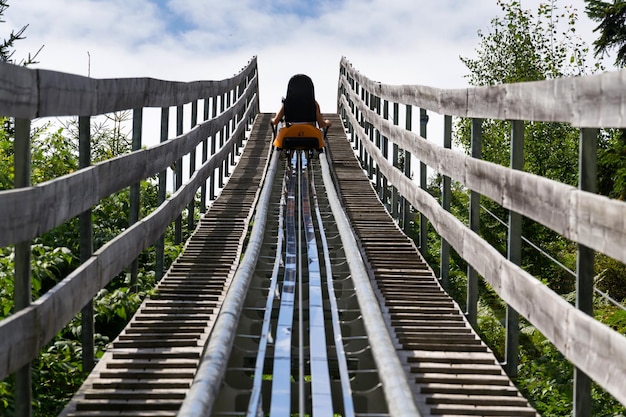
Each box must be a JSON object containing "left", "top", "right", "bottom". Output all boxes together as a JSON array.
[
  {"left": 392, "top": 103, "right": 399, "bottom": 219},
  {"left": 402, "top": 105, "right": 412, "bottom": 234},
  {"left": 188, "top": 100, "right": 198, "bottom": 231},
  {"left": 574, "top": 127, "right": 598, "bottom": 417},
  {"left": 79, "top": 115, "right": 95, "bottom": 372},
  {"left": 419, "top": 108, "right": 429, "bottom": 254},
  {"left": 200, "top": 97, "right": 210, "bottom": 213},
  {"left": 129, "top": 108, "right": 142, "bottom": 292},
  {"left": 14, "top": 118, "right": 32, "bottom": 417},
  {"left": 466, "top": 118, "right": 482, "bottom": 327},
  {"left": 504, "top": 120, "right": 524, "bottom": 377},
  {"left": 381, "top": 100, "right": 389, "bottom": 206},
  {"left": 156, "top": 107, "right": 169, "bottom": 282},
  {"left": 210, "top": 96, "right": 218, "bottom": 201},
  {"left": 219, "top": 93, "right": 225, "bottom": 189},
  {"left": 174, "top": 105, "right": 184, "bottom": 244},
  {"left": 440, "top": 115, "right": 452, "bottom": 291}
]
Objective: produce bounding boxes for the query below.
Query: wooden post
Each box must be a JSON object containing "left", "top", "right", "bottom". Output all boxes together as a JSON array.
[
  {"left": 466, "top": 118, "right": 482, "bottom": 327},
  {"left": 440, "top": 115, "right": 452, "bottom": 291},
  {"left": 402, "top": 104, "right": 412, "bottom": 234},
  {"left": 14, "top": 118, "right": 32, "bottom": 417},
  {"left": 156, "top": 107, "right": 169, "bottom": 281},
  {"left": 504, "top": 120, "right": 523, "bottom": 377},
  {"left": 419, "top": 108, "right": 429, "bottom": 254},
  {"left": 175, "top": 105, "right": 183, "bottom": 244},
  {"left": 129, "top": 108, "right": 142, "bottom": 292},
  {"left": 79, "top": 116, "right": 95, "bottom": 372},
  {"left": 574, "top": 127, "right": 598, "bottom": 417}
]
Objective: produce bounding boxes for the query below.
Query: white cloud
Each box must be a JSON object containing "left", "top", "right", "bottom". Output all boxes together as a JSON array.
[{"left": 3, "top": 0, "right": 606, "bottom": 117}]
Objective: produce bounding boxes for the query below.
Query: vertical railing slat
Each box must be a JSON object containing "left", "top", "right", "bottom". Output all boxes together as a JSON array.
[
  {"left": 129, "top": 108, "right": 142, "bottom": 292},
  {"left": 440, "top": 115, "right": 452, "bottom": 291},
  {"left": 14, "top": 118, "right": 32, "bottom": 417},
  {"left": 402, "top": 105, "right": 412, "bottom": 233},
  {"left": 573, "top": 127, "right": 598, "bottom": 417},
  {"left": 156, "top": 107, "right": 169, "bottom": 282},
  {"left": 466, "top": 118, "right": 482, "bottom": 327},
  {"left": 419, "top": 108, "right": 428, "bottom": 254},
  {"left": 392, "top": 103, "right": 399, "bottom": 219},
  {"left": 504, "top": 119, "right": 524, "bottom": 377},
  {"left": 79, "top": 115, "right": 95, "bottom": 372},
  {"left": 175, "top": 105, "right": 184, "bottom": 244},
  {"left": 200, "top": 97, "right": 210, "bottom": 213},
  {"left": 188, "top": 100, "right": 198, "bottom": 231}
]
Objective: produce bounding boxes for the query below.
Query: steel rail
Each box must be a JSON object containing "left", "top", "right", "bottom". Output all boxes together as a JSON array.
[
  {"left": 177, "top": 148, "right": 280, "bottom": 417},
  {"left": 302, "top": 155, "right": 333, "bottom": 415},
  {"left": 296, "top": 154, "right": 305, "bottom": 417},
  {"left": 270, "top": 160, "right": 297, "bottom": 416},
  {"left": 319, "top": 151, "right": 423, "bottom": 417},
  {"left": 246, "top": 168, "right": 289, "bottom": 416},
  {"left": 310, "top": 158, "right": 356, "bottom": 417}
]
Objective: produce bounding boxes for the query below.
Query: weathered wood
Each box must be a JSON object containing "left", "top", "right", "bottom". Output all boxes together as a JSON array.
[
  {"left": 342, "top": 106, "right": 626, "bottom": 406},
  {"left": 327, "top": 116, "right": 537, "bottom": 416},
  {"left": 339, "top": 89, "right": 626, "bottom": 265},
  {"left": 341, "top": 56, "right": 626, "bottom": 128},
  {"left": 0, "top": 57, "right": 257, "bottom": 117},
  {"left": 0, "top": 96, "right": 257, "bottom": 381},
  {"left": 0, "top": 78, "right": 258, "bottom": 247}
]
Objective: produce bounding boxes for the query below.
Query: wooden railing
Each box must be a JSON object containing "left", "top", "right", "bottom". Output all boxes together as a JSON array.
[
  {"left": 0, "top": 57, "right": 258, "bottom": 414},
  {"left": 338, "top": 56, "right": 626, "bottom": 416}
]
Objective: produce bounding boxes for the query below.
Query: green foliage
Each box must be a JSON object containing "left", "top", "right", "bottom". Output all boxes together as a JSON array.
[
  {"left": 585, "top": 0, "right": 626, "bottom": 67},
  {"left": 415, "top": 2, "right": 626, "bottom": 416},
  {"left": 595, "top": 253, "right": 626, "bottom": 302},
  {"left": 0, "top": 114, "right": 191, "bottom": 415},
  {"left": 461, "top": 0, "right": 597, "bottom": 86},
  {"left": 598, "top": 128, "right": 626, "bottom": 200}
]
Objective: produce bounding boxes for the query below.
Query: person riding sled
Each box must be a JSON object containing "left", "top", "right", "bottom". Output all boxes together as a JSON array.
[{"left": 271, "top": 74, "right": 331, "bottom": 152}]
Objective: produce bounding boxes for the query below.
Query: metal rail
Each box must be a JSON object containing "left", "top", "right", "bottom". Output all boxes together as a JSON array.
[
  {"left": 319, "top": 151, "right": 423, "bottom": 417},
  {"left": 311, "top": 157, "right": 356, "bottom": 417},
  {"left": 269, "top": 158, "right": 297, "bottom": 416},
  {"left": 177, "top": 135, "right": 280, "bottom": 417},
  {"left": 60, "top": 114, "right": 538, "bottom": 417}
]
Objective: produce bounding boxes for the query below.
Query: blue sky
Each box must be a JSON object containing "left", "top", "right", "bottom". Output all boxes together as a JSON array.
[{"left": 4, "top": 0, "right": 604, "bottom": 115}]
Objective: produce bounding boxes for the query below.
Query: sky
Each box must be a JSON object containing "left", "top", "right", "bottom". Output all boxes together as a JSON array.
[{"left": 4, "top": 0, "right": 608, "bottom": 117}]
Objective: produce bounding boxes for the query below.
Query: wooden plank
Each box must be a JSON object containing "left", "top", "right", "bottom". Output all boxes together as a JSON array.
[
  {"left": 0, "top": 63, "right": 38, "bottom": 118},
  {"left": 0, "top": 58, "right": 256, "bottom": 117},
  {"left": 342, "top": 106, "right": 626, "bottom": 406},
  {"left": 0, "top": 80, "right": 258, "bottom": 247},
  {"left": 326, "top": 118, "right": 538, "bottom": 416},
  {"left": 0, "top": 106, "right": 258, "bottom": 381},
  {"left": 340, "top": 91, "right": 626, "bottom": 265},
  {"left": 341, "top": 57, "right": 626, "bottom": 128}
]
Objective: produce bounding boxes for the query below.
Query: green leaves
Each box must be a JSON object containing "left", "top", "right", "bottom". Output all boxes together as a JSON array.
[{"left": 585, "top": 0, "right": 626, "bottom": 67}]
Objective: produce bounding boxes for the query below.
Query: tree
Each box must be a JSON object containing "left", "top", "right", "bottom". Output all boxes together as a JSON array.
[
  {"left": 457, "top": 0, "right": 591, "bottom": 294},
  {"left": 448, "top": 1, "right": 626, "bottom": 415},
  {"left": 0, "top": 0, "right": 42, "bottom": 65},
  {"left": 585, "top": 0, "right": 626, "bottom": 67}
]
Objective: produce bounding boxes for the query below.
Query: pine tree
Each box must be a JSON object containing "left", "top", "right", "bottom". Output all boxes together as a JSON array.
[{"left": 585, "top": 0, "right": 626, "bottom": 67}]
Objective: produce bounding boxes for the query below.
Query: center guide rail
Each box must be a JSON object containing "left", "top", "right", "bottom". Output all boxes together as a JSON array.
[{"left": 254, "top": 148, "right": 352, "bottom": 416}]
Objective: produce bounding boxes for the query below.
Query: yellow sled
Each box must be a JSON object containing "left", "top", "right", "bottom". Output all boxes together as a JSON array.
[{"left": 273, "top": 123, "right": 325, "bottom": 151}]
